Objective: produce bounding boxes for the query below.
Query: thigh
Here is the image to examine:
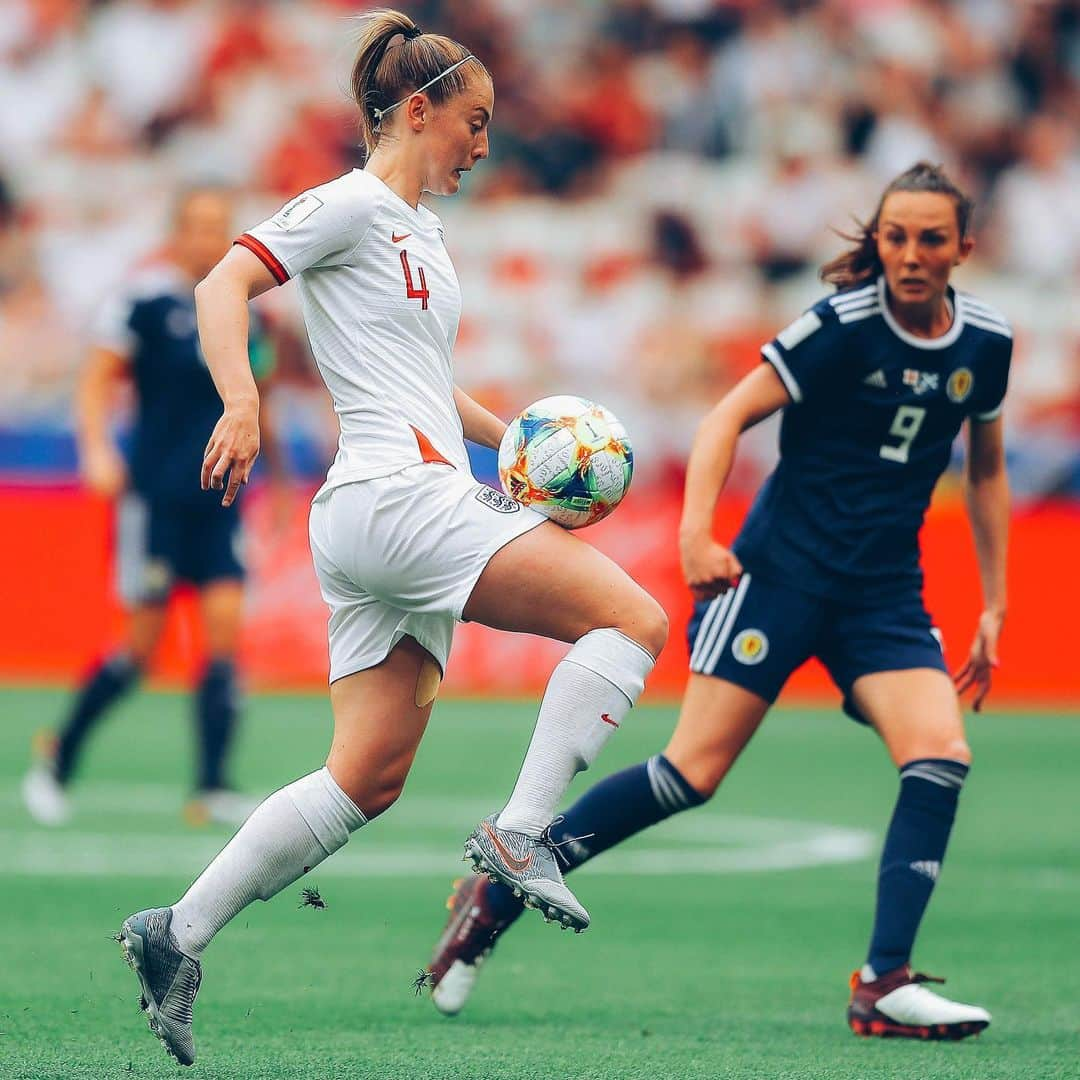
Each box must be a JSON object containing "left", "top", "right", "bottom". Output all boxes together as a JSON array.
[
  {"left": 462, "top": 519, "right": 659, "bottom": 645},
  {"left": 310, "top": 493, "right": 455, "bottom": 683},
  {"left": 819, "top": 595, "right": 949, "bottom": 727},
  {"left": 198, "top": 579, "right": 245, "bottom": 657},
  {"left": 688, "top": 572, "right": 822, "bottom": 704},
  {"left": 663, "top": 673, "right": 771, "bottom": 798},
  {"left": 849, "top": 668, "right": 969, "bottom": 768},
  {"left": 326, "top": 635, "right": 437, "bottom": 811}
]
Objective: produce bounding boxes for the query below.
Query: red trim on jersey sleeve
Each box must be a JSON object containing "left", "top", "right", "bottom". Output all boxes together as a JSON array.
[
  {"left": 234, "top": 233, "right": 289, "bottom": 285},
  {"left": 410, "top": 426, "right": 454, "bottom": 467}
]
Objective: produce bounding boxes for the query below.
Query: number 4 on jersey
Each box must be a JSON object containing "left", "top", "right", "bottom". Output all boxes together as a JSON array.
[{"left": 400, "top": 251, "right": 429, "bottom": 310}]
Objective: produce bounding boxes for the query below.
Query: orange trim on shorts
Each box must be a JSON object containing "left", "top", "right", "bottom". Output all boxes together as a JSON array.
[
  {"left": 234, "top": 233, "right": 289, "bottom": 285},
  {"left": 410, "top": 426, "right": 454, "bottom": 467}
]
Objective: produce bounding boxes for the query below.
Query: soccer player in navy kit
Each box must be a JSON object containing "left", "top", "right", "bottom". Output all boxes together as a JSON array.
[
  {"left": 427, "top": 163, "right": 1010, "bottom": 1039},
  {"left": 22, "top": 187, "right": 278, "bottom": 828}
]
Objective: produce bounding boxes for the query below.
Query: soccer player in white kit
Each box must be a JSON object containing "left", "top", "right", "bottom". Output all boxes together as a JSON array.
[{"left": 115, "top": 10, "right": 667, "bottom": 1066}]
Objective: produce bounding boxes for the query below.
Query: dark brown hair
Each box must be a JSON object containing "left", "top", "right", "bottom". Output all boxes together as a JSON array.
[
  {"left": 350, "top": 9, "right": 486, "bottom": 155},
  {"left": 819, "top": 162, "right": 974, "bottom": 289}
]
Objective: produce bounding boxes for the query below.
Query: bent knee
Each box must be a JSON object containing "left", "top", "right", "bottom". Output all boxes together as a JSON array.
[
  {"left": 626, "top": 595, "right": 668, "bottom": 659},
  {"left": 940, "top": 737, "right": 972, "bottom": 766},
  {"left": 361, "top": 783, "right": 404, "bottom": 820},
  {"left": 353, "top": 775, "right": 406, "bottom": 820},
  {"left": 663, "top": 749, "right": 727, "bottom": 802},
  {"left": 329, "top": 765, "right": 408, "bottom": 820},
  {"left": 903, "top": 737, "right": 972, "bottom": 767}
]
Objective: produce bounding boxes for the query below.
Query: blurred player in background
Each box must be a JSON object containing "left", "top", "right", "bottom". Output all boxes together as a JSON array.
[
  {"left": 21, "top": 186, "right": 280, "bottom": 829},
  {"left": 114, "top": 11, "right": 666, "bottom": 1067},
  {"left": 427, "top": 163, "right": 1010, "bottom": 1041}
]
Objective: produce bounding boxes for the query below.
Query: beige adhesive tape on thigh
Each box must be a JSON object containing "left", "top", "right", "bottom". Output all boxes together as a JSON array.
[{"left": 415, "top": 657, "right": 442, "bottom": 708}]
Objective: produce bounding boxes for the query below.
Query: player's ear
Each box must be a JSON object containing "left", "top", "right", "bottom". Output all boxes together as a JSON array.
[
  {"left": 405, "top": 92, "right": 427, "bottom": 131},
  {"left": 955, "top": 235, "right": 975, "bottom": 265}
]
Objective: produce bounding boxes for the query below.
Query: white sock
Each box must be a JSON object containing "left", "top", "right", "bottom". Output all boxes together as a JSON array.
[
  {"left": 170, "top": 767, "right": 366, "bottom": 956},
  {"left": 496, "top": 628, "right": 655, "bottom": 837}
]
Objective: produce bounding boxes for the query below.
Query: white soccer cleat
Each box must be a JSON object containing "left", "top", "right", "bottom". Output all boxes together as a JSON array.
[
  {"left": 848, "top": 965, "right": 990, "bottom": 1039},
  {"left": 431, "top": 959, "right": 481, "bottom": 1017},
  {"left": 22, "top": 763, "right": 70, "bottom": 826}
]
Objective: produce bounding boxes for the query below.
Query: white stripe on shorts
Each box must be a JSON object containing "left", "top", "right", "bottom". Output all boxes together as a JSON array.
[
  {"left": 115, "top": 493, "right": 148, "bottom": 606},
  {"left": 689, "top": 587, "right": 734, "bottom": 670},
  {"left": 701, "top": 572, "right": 752, "bottom": 674}
]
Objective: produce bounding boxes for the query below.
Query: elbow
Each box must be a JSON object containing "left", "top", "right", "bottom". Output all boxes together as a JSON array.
[
  {"left": 193, "top": 273, "right": 213, "bottom": 314},
  {"left": 708, "top": 402, "right": 744, "bottom": 443}
]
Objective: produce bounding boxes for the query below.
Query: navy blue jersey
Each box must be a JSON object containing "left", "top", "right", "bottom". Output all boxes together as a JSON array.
[
  {"left": 95, "top": 263, "right": 272, "bottom": 502},
  {"left": 734, "top": 276, "right": 1011, "bottom": 605}
]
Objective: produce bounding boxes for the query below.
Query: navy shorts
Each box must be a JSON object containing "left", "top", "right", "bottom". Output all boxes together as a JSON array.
[
  {"left": 115, "top": 492, "right": 245, "bottom": 605},
  {"left": 687, "top": 571, "right": 947, "bottom": 724}
]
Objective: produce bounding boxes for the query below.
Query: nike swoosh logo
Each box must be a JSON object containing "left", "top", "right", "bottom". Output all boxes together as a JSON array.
[
  {"left": 392, "top": 232, "right": 411, "bottom": 243},
  {"left": 601, "top": 713, "right": 619, "bottom": 728},
  {"left": 483, "top": 822, "right": 532, "bottom": 872}
]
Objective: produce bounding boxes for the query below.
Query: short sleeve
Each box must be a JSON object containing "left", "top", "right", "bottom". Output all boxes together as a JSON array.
[
  {"left": 971, "top": 334, "right": 1012, "bottom": 423},
  {"left": 760, "top": 299, "right": 842, "bottom": 405},
  {"left": 236, "top": 173, "right": 380, "bottom": 284},
  {"left": 91, "top": 290, "right": 137, "bottom": 358}
]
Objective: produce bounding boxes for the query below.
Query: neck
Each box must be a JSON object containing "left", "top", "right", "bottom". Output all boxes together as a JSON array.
[
  {"left": 365, "top": 150, "right": 423, "bottom": 209},
  {"left": 884, "top": 284, "right": 952, "bottom": 339}
]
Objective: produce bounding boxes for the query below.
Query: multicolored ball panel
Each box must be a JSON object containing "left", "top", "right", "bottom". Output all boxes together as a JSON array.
[{"left": 498, "top": 395, "right": 634, "bottom": 529}]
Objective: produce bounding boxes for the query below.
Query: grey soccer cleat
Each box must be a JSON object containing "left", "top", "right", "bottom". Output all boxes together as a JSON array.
[
  {"left": 117, "top": 907, "right": 202, "bottom": 1066},
  {"left": 463, "top": 813, "right": 590, "bottom": 932}
]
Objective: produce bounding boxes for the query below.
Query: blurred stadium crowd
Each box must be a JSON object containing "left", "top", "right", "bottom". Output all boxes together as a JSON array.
[{"left": 1, "top": 0, "right": 1078, "bottom": 495}]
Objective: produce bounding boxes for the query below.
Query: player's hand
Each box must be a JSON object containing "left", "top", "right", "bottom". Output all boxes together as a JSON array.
[
  {"left": 81, "top": 442, "right": 127, "bottom": 497},
  {"left": 202, "top": 401, "right": 260, "bottom": 507},
  {"left": 680, "top": 530, "right": 742, "bottom": 600},
  {"left": 953, "top": 608, "right": 1005, "bottom": 712}
]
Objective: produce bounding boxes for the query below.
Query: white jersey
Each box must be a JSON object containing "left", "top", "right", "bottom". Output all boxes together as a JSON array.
[{"left": 239, "top": 169, "right": 468, "bottom": 494}]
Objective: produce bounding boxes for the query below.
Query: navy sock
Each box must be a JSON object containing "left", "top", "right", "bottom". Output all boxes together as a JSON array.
[
  {"left": 485, "top": 755, "right": 705, "bottom": 924},
  {"left": 54, "top": 655, "right": 140, "bottom": 784},
  {"left": 866, "top": 758, "right": 969, "bottom": 977},
  {"left": 195, "top": 658, "right": 240, "bottom": 791}
]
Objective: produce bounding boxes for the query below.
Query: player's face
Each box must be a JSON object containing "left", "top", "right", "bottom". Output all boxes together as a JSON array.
[
  {"left": 875, "top": 192, "right": 973, "bottom": 308},
  {"left": 172, "top": 192, "right": 233, "bottom": 279},
  {"left": 422, "top": 71, "right": 493, "bottom": 196}
]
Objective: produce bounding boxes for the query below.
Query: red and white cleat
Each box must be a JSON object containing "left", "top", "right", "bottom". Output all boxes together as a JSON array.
[
  {"left": 426, "top": 876, "right": 515, "bottom": 1016},
  {"left": 847, "top": 965, "right": 991, "bottom": 1040}
]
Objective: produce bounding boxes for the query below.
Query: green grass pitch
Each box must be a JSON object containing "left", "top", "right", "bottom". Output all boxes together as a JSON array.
[{"left": 1, "top": 686, "right": 1077, "bottom": 1079}]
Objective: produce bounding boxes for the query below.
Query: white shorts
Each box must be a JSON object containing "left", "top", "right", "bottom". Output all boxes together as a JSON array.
[{"left": 308, "top": 463, "right": 546, "bottom": 683}]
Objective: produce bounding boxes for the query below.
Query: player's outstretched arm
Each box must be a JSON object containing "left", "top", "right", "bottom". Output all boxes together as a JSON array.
[
  {"left": 679, "top": 364, "right": 789, "bottom": 598},
  {"left": 955, "top": 415, "right": 1010, "bottom": 711},
  {"left": 195, "top": 245, "right": 278, "bottom": 506},
  {"left": 453, "top": 385, "right": 506, "bottom": 450}
]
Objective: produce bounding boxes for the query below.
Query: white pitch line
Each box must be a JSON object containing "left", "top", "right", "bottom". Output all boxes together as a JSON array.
[{"left": 0, "top": 777, "right": 876, "bottom": 877}]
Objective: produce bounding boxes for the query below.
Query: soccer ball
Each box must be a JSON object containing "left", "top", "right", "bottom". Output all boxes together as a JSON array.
[{"left": 498, "top": 395, "right": 634, "bottom": 529}]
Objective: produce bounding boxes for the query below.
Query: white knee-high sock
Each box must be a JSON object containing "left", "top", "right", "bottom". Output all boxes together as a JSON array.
[
  {"left": 170, "top": 767, "right": 366, "bottom": 956},
  {"left": 497, "top": 628, "right": 655, "bottom": 837}
]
